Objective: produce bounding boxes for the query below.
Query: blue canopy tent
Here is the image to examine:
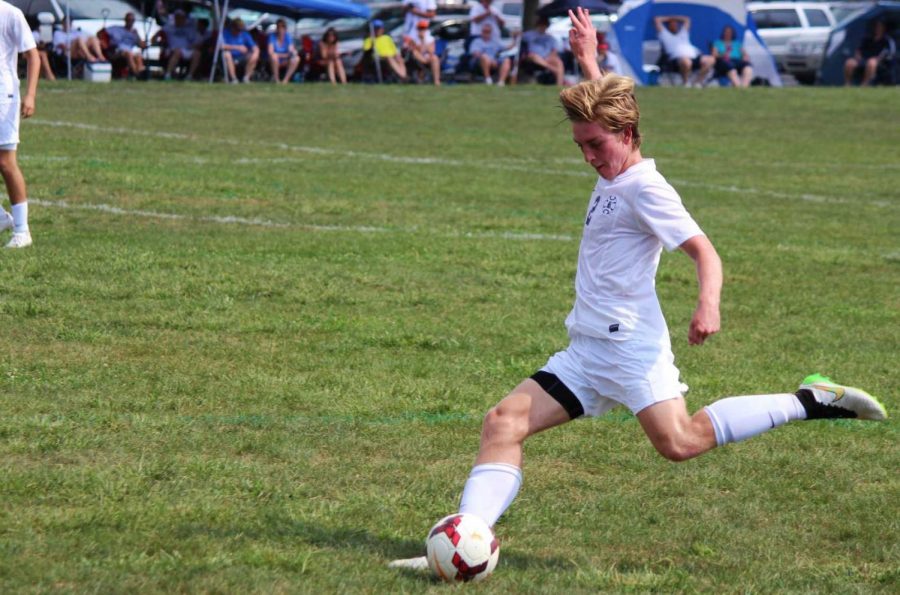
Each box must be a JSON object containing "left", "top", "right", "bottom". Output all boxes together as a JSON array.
[
  {"left": 209, "top": 0, "right": 371, "bottom": 81},
  {"left": 610, "top": 0, "right": 781, "bottom": 86},
  {"left": 820, "top": 1, "right": 900, "bottom": 85}
]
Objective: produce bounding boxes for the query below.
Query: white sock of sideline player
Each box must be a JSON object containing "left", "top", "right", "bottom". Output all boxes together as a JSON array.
[
  {"left": 704, "top": 393, "right": 806, "bottom": 445},
  {"left": 11, "top": 202, "right": 28, "bottom": 233},
  {"left": 458, "top": 463, "right": 522, "bottom": 527}
]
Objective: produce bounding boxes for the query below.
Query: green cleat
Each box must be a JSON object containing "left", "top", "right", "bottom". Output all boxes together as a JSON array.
[{"left": 796, "top": 374, "right": 887, "bottom": 421}]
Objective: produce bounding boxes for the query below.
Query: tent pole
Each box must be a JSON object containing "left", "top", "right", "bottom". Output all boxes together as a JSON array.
[
  {"left": 370, "top": 22, "right": 382, "bottom": 83},
  {"left": 66, "top": 0, "right": 71, "bottom": 80},
  {"left": 210, "top": 0, "right": 231, "bottom": 83}
]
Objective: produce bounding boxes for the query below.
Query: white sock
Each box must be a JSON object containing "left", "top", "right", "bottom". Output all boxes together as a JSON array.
[
  {"left": 458, "top": 463, "right": 522, "bottom": 526},
  {"left": 705, "top": 393, "right": 806, "bottom": 446},
  {"left": 11, "top": 202, "right": 28, "bottom": 233}
]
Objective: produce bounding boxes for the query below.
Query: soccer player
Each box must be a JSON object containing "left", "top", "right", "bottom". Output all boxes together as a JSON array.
[
  {"left": 389, "top": 7, "right": 887, "bottom": 571},
  {"left": 0, "top": 0, "right": 39, "bottom": 249}
]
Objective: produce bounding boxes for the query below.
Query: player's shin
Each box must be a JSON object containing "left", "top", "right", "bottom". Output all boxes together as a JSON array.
[
  {"left": 458, "top": 463, "right": 522, "bottom": 527},
  {"left": 704, "top": 394, "right": 806, "bottom": 445}
]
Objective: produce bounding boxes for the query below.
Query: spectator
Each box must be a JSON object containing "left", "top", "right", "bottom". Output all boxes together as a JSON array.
[
  {"left": 844, "top": 20, "right": 896, "bottom": 86},
  {"left": 187, "top": 17, "right": 213, "bottom": 79},
  {"left": 596, "top": 34, "right": 621, "bottom": 76},
  {"left": 319, "top": 27, "right": 347, "bottom": 84},
  {"left": 711, "top": 25, "right": 752, "bottom": 87},
  {"left": 653, "top": 15, "right": 714, "bottom": 87},
  {"left": 469, "top": 22, "right": 514, "bottom": 85},
  {"left": 154, "top": 9, "right": 197, "bottom": 80},
  {"left": 407, "top": 20, "right": 440, "bottom": 86},
  {"left": 267, "top": 18, "right": 300, "bottom": 84},
  {"left": 402, "top": 0, "right": 436, "bottom": 43},
  {"left": 53, "top": 19, "right": 104, "bottom": 63},
  {"left": 105, "top": 12, "right": 147, "bottom": 77},
  {"left": 26, "top": 16, "right": 55, "bottom": 80},
  {"left": 521, "top": 15, "right": 564, "bottom": 86},
  {"left": 363, "top": 19, "right": 407, "bottom": 81},
  {"left": 221, "top": 18, "right": 259, "bottom": 83},
  {"left": 469, "top": 0, "right": 504, "bottom": 45}
]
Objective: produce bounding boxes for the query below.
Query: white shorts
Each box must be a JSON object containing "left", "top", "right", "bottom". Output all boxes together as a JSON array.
[
  {"left": 538, "top": 334, "right": 687, "bottom": 417},
  {"left": 0, "top": 97, "right": 20, "bottom": 147}
]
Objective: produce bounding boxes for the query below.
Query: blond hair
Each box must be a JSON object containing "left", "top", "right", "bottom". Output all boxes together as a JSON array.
[{"left": 559, "top": 75, "right": 642, "bottom": 149}]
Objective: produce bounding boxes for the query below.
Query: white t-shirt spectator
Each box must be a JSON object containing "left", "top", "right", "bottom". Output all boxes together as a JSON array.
[
  {"left": 403, "top": 0, "right": 436, "bottom": 39},
  {"left": 566, "top": 159, "right": 703, "bottom": 342},
  {"left": 658, "top": 26, "right": 699, "bottom": 60},
  {"left": 469, "top": 3, "right": 502, "bottom": 42},
  {"left": 105, "top": 25, "right": 142, "bottom": 52},
  {"left": 0, "top": 2, "right": 34, "bottom": 99},
  {"left": 470, "top": 37, "right": 505, "bottom": 61},
  {"left": 52, "top": 29, "right": 84, "bottom": 54}
]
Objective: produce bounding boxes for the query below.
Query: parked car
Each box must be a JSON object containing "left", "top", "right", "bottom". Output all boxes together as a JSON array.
[{"left": 748, "top": 1, "right": 866, "bottom": 84}]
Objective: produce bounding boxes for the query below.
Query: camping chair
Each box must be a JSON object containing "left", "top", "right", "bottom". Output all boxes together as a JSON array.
[{"left": 97, "top": 28, "right": 130, "bottom": 78}]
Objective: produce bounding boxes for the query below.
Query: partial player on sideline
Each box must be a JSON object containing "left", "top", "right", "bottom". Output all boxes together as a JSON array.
[
  {"left": 0, "top": 0, "right": 39, "bottom": 248},
  {"left": 390, "top": 7, "right": 887, "bottom": 572}
]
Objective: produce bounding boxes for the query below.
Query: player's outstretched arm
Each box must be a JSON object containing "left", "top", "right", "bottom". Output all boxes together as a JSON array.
[
  {"left": 21, "top": 48, "right": 39, "bottom": 119},
  {"left": 568, "top": 8, "right": 602, "bottom": 81},
  {"left": 680, "top": 234, "right": 722, "bottom": 345}
]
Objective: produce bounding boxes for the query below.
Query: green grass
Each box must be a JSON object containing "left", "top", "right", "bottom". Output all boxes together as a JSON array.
[{"left": 1, "top": 81, "right": 898, "bottom": 593}]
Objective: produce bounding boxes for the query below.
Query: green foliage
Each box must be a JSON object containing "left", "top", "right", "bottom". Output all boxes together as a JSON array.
[{"left": 0, "top": 82, "right": 897, "bottom": 593}]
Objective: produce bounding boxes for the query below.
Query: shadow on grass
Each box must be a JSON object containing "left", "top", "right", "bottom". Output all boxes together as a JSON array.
[{"left": 177, "top": 515, "right": 573, "bottom": 578}]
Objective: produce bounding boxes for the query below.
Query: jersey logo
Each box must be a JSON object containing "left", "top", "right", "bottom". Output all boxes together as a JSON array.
[{"left": 585, "top": 195, "right": 619, "bottom": 226}]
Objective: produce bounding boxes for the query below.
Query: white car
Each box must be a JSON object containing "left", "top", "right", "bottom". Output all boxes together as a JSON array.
[{"left": 748, "top": 1, "right": 864, "bottom": 84}]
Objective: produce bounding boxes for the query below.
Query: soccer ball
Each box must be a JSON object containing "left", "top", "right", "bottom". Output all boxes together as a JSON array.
[{"left": 425, "top": 513, "right": 499, "bottom": 582}]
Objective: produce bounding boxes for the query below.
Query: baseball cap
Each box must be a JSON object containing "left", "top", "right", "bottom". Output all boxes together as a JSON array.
[
  {"left": 417, "top": 20, "right": 429, "bottom": 29},
  {"left": 598, "top": 42, "right": 609, "bottom": 50},
  {"left": 372, "top": 19, "right": 384, "bottom": 28}
]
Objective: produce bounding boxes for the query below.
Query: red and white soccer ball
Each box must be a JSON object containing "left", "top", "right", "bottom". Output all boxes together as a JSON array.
[{"left": 425, "top": 513, "right": 500, "bottom": 582}]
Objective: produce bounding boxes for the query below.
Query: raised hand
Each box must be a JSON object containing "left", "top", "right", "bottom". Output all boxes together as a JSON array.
[{"left": 568, "top": 7, "right": 602, "bottom": 80}]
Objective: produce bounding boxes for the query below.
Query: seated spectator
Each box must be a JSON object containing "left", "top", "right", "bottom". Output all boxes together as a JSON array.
[
  {"left": 844, "top": 20, "right": 896, "bottom": 86},
  {"left": 53, "top": 19, "right": 105, "bottom": 63},
  {"left": 402, "top": 0, "right": 437, "bottom": 43},
  {"left": 153, "top": 9, "right": 197, "bottom": 80},
  {"left": 268, "top": 18, "right": 300, "bottom": 84},
  {"left": 319, "top": 27, "right": 347, "bottom": 84},
  {"left": 221, "top": 18, "right": 259, "bottom": 83},
  {"left": 596, "top": 33, "right": 621, "bottom": 76},
  {"left": 521, "top": 15, "right": 564, "bottom": 86},
  {"left": 468, "top": 0, "right": 504, "bottom": 47},
  {"left": 26, "top": 16, "right": 55, "bottom": 80},
  {"left": 105, "top": 12, "right": 148, "bottom": 77},
  {"left": 407, "top": 20, "right": 440, "bottom": 86},
  {"left": 363, "top": 19, "right": 407, "bottom": 81},
  {"left": 653, "top": 15, "right": 714, "bottom": 87},
  {"left": 188, "top": 18, "right": 214, "bottom": 80},
  {"left": 469, "top": 22, "right": 513, "bottom": 85},
  {"left": 712, "top": 25, "right": 752, "bottom": 87}
]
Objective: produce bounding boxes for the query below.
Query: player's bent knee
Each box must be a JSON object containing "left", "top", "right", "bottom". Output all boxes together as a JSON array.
[
  {"left": 650, "top": 435, "right": 697, "bottom": 462},
  {"left": 481, "top": 403, "right": 529, "bottom": 444}
]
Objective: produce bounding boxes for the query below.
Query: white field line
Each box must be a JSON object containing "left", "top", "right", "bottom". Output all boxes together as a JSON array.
[
  {"left": 29, "top": 198, "right": 577, "bottom": 242},
  {"left": 29, "top": 119, "right": 895, "bottom": 208}
]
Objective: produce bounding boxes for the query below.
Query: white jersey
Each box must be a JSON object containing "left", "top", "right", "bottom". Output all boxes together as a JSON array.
[
  {"left": 565, "top": 159, "right": 703, "bottom": 343},
  {"left": 658, "top": 27, "right": 699, "bottom": 60},
  {"left": 0, "top": 1, "right": 34, "bottom": 101},
  {"left": 402, "top": 0, "right": 436, "bottom": 39}
]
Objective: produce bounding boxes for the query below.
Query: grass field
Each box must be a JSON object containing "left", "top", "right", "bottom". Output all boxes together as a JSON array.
[{"left": 0, "top": 81, "right": 897, "bottom": 593}]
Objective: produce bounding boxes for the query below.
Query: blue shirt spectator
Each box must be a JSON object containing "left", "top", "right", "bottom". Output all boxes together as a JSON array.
[
  {"left": 222, "top": 26, "right": 255, "bottom": 59},
  {"left": 268, "top": 30, "right": 294, "bottom": 55},
  {"left": 522, "top": 28, "right": 558, "bottom": 59}
]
